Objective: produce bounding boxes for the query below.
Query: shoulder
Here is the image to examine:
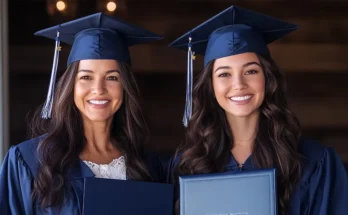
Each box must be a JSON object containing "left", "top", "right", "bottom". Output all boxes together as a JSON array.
[
  {"left": 298, "top": 137, "right": 329, "bottom": 165},
  {"left": 15, "top": 135, "right": 43, "bottom": 155},
  {"left": 9, "top": 135, "right": 46, "bottom": 178},
  {"left": 298, "top": 137, "right": 346, "bottom": 181}
]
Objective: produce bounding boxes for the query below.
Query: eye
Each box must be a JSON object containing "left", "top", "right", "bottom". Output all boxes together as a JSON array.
[
  {"left": 107, "top": 76, "right": 119, "bottom": 81},
  {"left": 218, "top": 72, "right": 230, "bottom": 78},
  {"left": 245, "top": 70, "right": 258, "bottom": 75},
  {"left": 80, "top": 76, "right": 91, "bottom": 80}
]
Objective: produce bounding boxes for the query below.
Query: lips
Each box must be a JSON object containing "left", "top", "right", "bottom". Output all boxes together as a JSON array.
[
  {"left": 88, "top": 99, "right": 109, "bottom": 105},
  {"left": 87, "top": 99, "right": 110, "bottom": 109},
  {"left": 229, "top": 95, "right": 252, "bottom": 101},
  {"left": 228, "top": 94, "right": 253, "bottom": 105}
]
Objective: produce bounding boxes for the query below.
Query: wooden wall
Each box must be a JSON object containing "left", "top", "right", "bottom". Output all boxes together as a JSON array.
[{"left": 8, "top": 0, "right": 348, "bottom": 162}]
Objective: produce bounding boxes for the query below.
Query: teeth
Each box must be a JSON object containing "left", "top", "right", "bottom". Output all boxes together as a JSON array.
[
  {"left": 230, "top": 95, "right": 252, "bottom": 101},
  {"left": 89, "top": 100, "right": 109, "bottom": 105}
]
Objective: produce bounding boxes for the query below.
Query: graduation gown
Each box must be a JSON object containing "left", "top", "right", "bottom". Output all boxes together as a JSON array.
[
  {"left": 0, "top": 136, "right": 165, "bottom": 215},
  {"left": 167, "top": 138, "right": 348, "bottom": 215}
]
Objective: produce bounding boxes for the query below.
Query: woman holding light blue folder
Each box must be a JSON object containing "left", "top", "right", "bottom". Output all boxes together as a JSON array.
[
  {"left": 0, "top": 13, "right": 166, "bottom": 214},
  {"left": 167, "top": 6, "right": 348, "bottom": 215}
]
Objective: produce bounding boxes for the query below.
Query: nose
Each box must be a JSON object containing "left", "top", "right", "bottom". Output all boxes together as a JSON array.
[
  {"left": 91, "top": 79, "right": 107, "bottom": 95},
  {"left": 232, "top": 74, "right": 247, "bottom": 91}
]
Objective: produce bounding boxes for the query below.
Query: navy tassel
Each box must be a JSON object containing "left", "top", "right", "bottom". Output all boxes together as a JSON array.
[
  {"left": 41, "top": 30, "right": 61, "bottom": 119},
  {"left": 183, "top": 36, "right": 194, "bottom": 127}
]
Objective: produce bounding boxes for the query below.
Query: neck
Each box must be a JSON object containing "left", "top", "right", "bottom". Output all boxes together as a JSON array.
[
  {"left": 80, "top": 118, "right": 121, "bottom": 163},
  {"left": 226, "top": 111, "right": 260, "bottom": 164}
]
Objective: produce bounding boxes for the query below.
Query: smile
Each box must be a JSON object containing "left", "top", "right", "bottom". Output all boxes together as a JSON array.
[
  {"left": 88, "top": 100, "right": 110, "bottom": 105},
  {"left": 229, "top": 95, "right": 252, "bottom": 101}
]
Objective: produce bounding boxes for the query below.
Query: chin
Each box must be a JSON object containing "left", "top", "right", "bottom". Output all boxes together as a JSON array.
[
  {"left": 83, "top": 114, "right": 114, "bottom": 123},
  {"left": 225, "top": 108, "right": 259, "bottom": 118},
  {"left": 229, "top": 112, "right": 253, "bottom": 118},
  {"left": 90, "top": 118, "right": 112, "bottom": 122}
]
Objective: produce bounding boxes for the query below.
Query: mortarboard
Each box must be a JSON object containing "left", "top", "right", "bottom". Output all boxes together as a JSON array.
[
  {"left": 35, "top": 13, "right": 162, "bottom": 119},
  {"left": 169, "top": 6, "right": 299, "bottom": 127}
]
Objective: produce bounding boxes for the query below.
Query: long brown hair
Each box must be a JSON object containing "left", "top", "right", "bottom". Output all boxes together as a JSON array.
[
  {"left": 173, "top": 54, "right": 302, "bottom": 214},
  {"left": 30, "top": 61, "right": 152, "bottom": 208}
]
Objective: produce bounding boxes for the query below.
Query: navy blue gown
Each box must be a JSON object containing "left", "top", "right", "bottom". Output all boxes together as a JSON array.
[
  {"left": 167, "top": 138, "right": 348, "bottom": 215},
  {"left": 0, "top": 136, "right": 165, "bottom": 214}
]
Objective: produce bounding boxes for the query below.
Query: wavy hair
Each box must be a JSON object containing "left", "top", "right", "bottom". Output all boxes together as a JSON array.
[
  {"left": 173, "top": 54, "right": 302, "bottom": 215},
  {"left": 30, "top": 61, "right": 152, "bottom": 209}
]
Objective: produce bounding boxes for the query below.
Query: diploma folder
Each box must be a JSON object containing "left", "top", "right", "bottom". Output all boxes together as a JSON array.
[
  {"left": 83, "top": 177, "right": 174, "bottom": 215},
  {"left": 179, "top": 168, "right": 277, "bottom": 215}
]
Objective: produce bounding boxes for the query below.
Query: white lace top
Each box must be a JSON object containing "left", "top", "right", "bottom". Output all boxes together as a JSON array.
[{"left": 83, "top": 156, "right": 127, "bottom": 180}]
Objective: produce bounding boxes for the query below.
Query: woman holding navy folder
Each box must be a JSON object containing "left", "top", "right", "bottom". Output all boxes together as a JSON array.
[
  {"left": 167, "top": 6, "right": 348, "bottom": 215},
  {"left": 0, "top": 14, "right": 166, "bottom": 214}
]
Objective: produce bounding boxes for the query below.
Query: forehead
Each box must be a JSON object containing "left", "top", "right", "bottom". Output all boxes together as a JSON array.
[
  {"left": 213, "top": 52, "right": 260, "bottom": 68},
  {"left": 78, "top": 59, "right": 120, "bottom": 71}
]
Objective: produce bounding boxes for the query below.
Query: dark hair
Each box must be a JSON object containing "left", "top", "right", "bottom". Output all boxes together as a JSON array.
[
  {"left": 30, "top": 61, "right": 152, "bottom": 209},
  {"left": 173, "top": 54, "right": 302, "bottom": 215}
]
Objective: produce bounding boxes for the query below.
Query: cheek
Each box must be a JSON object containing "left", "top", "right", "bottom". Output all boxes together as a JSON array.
[
  {"left": 247, "top": 73, "right": 265, "bottom": 93},
  {"left": 254, "top": 81, "right": 265, "bottom": 93},
  {"left": 212, "top": 78, "right": 230, "bottom": 97},
  {"left": 74, "top": 83, "right": 89, "bottom": 99},
  {"left": 254, "top": 77, "right": 266, "bottom": 93},
  {"left": 108, "top": 83, "right": 123, "bottom": 99}
]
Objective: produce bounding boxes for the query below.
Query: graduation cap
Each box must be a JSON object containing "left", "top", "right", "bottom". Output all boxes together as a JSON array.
[
  {"left": 169, "top": 6, "right": 299, "bottom": 127},
  {"left": 35, "top": 13, "right": 162, "bottom": 119}
]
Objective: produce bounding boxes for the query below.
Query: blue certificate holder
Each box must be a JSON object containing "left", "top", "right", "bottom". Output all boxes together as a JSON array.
[
  {"left": 83, "top": 177, "right": 174, "bottom": 215},
  {"left": 179, "top": 168, "right": 277, "bottom": 215}
]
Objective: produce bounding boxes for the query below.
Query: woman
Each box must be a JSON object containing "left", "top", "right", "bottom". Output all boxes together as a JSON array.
[
  {"left": 0, "top": 13, "right": 165, "bottom": 214},
  {"left": 167, "top": 6, "right": 348, "bottom": 215}
]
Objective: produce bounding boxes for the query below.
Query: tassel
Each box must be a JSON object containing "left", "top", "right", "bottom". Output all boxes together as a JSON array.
[
  {"left": 183, "top": 36, "right": 194, "bottom": 127},
  {"left": 41, "top": 30, "right": 61, "bottom": 119}
]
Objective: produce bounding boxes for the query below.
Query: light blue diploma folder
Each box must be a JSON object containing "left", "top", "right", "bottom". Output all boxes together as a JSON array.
[{"left": 179, "top": 168, "right": 276, "bottom": 215}]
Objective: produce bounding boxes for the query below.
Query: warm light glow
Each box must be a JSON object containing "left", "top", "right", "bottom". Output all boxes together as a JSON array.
[
  {"left": 106, "top": 1, "right": 117, "bottom": 12},
  {"left": 56, "top": 1, "right": 66, "bottom": 11}
]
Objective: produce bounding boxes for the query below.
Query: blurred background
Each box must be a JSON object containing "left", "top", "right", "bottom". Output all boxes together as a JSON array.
[{"left": 0, "top": 0, "right": 347, "bottom": 167}]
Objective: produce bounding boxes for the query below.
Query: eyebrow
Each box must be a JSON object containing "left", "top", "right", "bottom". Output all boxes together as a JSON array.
[
  {"left": 214, "top": 61, "right": 261, "bottom": 73},
  {"left": 78, "top": 69, "right": 120, "bottom": 74}
]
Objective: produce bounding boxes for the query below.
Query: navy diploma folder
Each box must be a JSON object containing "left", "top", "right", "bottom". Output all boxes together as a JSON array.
[
  {"left": 83, "top": 177, "right": 174, "bottom": 215},
  {"left": 179, "top": 169, "right": 276, "bottom": 215}
]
